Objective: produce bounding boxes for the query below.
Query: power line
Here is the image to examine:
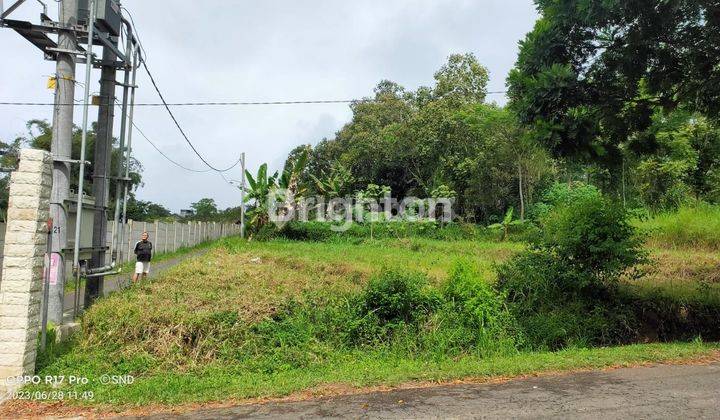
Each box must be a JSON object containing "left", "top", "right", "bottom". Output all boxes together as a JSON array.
[
  {"left": 0, "top": 92, "right": 510, "bottom": 107},
  {"left": 120, "top": 6, "right": 148, "bottom": 63},
  {"left": 130, "top": 120, "right": 212, "bottom": 173},
  {"left": 139, "top": 59, "right": 243, "bottom": 173}
]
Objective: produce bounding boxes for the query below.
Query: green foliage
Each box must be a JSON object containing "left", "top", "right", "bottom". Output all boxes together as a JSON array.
[
  {"left": 433, "top": 53, "right": 490, "bottom": 104},
  {"left": 190, "top": 198, "right": 219, "bottom": 220},
  {"left": 540, "top": 195, "right": 646, "bottom": 284},
  {"left": 442, "top": 261, "right": 515, "bottom": 341},
  {"left": 288, "top": 55, "right": 553, "bottom": 223},
  {"left": 125, "top": 197, "right": 172, "bottom": 222},
  {"left": 272, "top": 221, "right": 486, "bottom": 242},
  {"left": 508, "top": 1, "right": 720, "bottom": 167},
  {"left": 244, "top": 163, "right": 279, "bottom": 232},
  {"left": 639, "top": 203, "right": 720, "bottom": 250},
  {"left": 530, "top": 182, "right": 602, "bottom": 220},
  {"left": 497, "top": 191, "right": 645, "bottom": 349},
  {"left": 348, "top": 270, "right": 440, "bottom": 344},
  {"left": 310, "top": 163, "right": 354, "bottom": 198},
  {"left": 487, "top": 208, "right": 528, "bottom": 241},
  {"left": 21, "top": 119, "right": 143, "bottom": 199}
]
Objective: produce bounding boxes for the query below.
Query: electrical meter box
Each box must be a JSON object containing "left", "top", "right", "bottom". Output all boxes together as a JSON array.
[
  {"left": 78, "top": 0, "right": 122, "bottom": 36},
  {"left": 66, "top": 193, "right": 96, "bottom": 261}
]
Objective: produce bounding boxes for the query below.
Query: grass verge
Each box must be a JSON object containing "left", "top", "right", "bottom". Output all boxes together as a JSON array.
[{"left": 17, "top": 342, "right": 719, "bottom": 408}]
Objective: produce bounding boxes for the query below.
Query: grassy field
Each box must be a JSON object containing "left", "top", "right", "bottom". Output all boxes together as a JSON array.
[
  {"left": 638, "top": 203, "right": 720, "bottom": 251},
  {"left": 18, "top": 234, "right": 720, "bottom": 410}
]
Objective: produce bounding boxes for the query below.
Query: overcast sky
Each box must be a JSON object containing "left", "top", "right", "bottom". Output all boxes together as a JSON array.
[{"left": 0, "top": 0, "right": 538, "bottom": 211}]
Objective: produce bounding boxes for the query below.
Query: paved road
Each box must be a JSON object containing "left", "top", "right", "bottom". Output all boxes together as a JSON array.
[
  {"left": 63, "top": 249, "right": 209, "bottom": 321},
  {"left": 137, "top": 362, "right": 720, "bottom": 419}
]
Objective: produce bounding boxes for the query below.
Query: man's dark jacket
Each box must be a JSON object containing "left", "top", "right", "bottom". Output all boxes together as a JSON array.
[{"left": 134, "top": 240, "right": 153, "bottom": 262}]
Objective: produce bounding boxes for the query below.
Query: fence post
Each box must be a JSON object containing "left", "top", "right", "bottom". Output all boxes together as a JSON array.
[
  {"left": 163, "top": 222, "right": 168, "bottom": 253},
  {"left": 127, "top": 219, "right": 134, "bottom": 263},
  {"left": 153, "top": 220, "right": 159, "bottom": 253},
  {"left": 173, "top": 222, "right": 177, "bottom": 252}
]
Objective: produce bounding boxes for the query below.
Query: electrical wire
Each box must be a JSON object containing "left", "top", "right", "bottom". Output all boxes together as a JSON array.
[
  {"left": 120, "top": 6, "right": 148, "bottom": 63},
  {"left": 0, "top": 92, "right": 510, "bottom": 107},
  {"left": 131, "top": 120, "right": 212, "bottom": 173},
  {"left": 139, "top": 59, "right": 243, "bottom": 172},
  {"left": 119, "top": 4, "right": 241, "bottom": 173}
]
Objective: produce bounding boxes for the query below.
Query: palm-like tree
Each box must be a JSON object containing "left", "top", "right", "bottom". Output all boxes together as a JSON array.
[{"left": 244, "top": 163, "right": 279, "bottom": 232}]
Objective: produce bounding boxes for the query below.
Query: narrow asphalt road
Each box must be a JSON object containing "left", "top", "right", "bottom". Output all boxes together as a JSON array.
[
  {"left": 136, "top": 362, "right": 720, "bottom": 419},
  {"left": 63, "top": 249, "right": 209, "bottom": 321}
]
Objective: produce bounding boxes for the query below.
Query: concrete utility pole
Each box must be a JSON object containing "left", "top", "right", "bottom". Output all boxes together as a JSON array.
[
  {"left": 48, "top": 0, "right": 78, "bottom": 324},
  {"left": 240, "top": 152, "right": 246, "bottom": 239},
  {"left": 86, "top": 45, "right": 117, "bottom": 308}
]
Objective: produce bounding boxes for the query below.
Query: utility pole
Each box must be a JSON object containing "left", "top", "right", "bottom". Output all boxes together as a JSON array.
[
  {"left": 109, "top": 22, "right": 132, "bottom": 263},
  {"left": 47, "top": 0, "right": 78, "bottom": 324},
  {"left": 240, "top": 152, "right": 246, "bottom": 239},
  {"left": 86, "top": 44, "right": 117, "bottom": 308}
]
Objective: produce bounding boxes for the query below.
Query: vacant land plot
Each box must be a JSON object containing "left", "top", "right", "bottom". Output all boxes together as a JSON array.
[{"left": 8, "top": 235, "right": 717, "bottom": 413}]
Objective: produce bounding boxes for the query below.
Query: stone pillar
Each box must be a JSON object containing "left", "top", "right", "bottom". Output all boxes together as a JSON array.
[{"left": 0, "top": 149, "right": 53, "bottom": 394}]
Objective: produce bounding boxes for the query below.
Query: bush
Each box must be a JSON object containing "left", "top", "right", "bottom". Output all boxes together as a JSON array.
[
  {"left": 540, "top": 195, "right": 646, "bottom": 285},
  {"left": 530, "top": 182, "right": 602, "bottom": 220},
  {"left": 444, "top": 261, "right": 509, "bottom": 335},
  {"left": 272, "top": 221, "right": 483, "bottom": 242},
  {"left": 348, "top": 270, "right": 440, "bottom": 344},
  {"left": 430, "top": 261, "right": 521, "bottom": 355},
  {"left": 496, "top": 192, "right": 644, "bottom": 349}
]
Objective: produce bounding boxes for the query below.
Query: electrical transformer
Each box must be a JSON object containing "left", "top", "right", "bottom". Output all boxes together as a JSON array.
[{"left": 77, "top": 0, "right": 122, "bottom": 36}]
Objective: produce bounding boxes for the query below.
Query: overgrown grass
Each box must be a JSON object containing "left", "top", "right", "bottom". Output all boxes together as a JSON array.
[
  {"left": 64, "top": 239, "right": 220, "bottom": 293},
  {"left": 638, "top": 203, "right": 720, "bottom": 250},
  {"left": 21, "top": 236, "right": 720, "bottom": 409}
]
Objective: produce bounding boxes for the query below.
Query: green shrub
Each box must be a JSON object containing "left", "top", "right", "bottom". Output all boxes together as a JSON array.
[
  {"left": 348, "top": 270, "right": 440, "bottom": 344},
  {"left": 496, "top": 192, "right": 644, "bottom": 349},
  {"left": 530, "top": 182, "right": 602, "bottom": 220},
  {"left": 427, "top": 261, "right": 521, "bottom": 355},
  {"left": 273, "top": 221, "right": 483, "bottom": 242},
  {"left": 444, "top": 261, "right": 509, "bottom": 334},
  {"left": 540, "top": 195, "right": 647, "bottom": 285}
]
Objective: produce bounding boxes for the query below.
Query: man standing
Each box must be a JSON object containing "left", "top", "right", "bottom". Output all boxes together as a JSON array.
[{"left": 132, "top": 232, "right": 153, "bottom": 282}]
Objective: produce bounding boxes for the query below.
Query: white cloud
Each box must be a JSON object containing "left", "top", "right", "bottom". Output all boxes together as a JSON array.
[{"left": 0, "top": 0, "right": 537, "bottom": 211}]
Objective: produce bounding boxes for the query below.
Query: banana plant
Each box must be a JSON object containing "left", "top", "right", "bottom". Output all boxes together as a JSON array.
[
  {"left": 244, "top": 163, "right": 279, "bottom": 232},
  {"left": 310, "top": 163, "right": 353, "bottom": 199},
  {"left": 488, "top": 207, "right": 524, "bottom": 241},
  {"left": 277, "top": 148, "right": 309, "bottom": 220}
]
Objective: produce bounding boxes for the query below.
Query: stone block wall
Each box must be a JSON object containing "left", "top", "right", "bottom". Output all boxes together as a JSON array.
[{"left": 0, "top": 149, "right": 53, "bottom": 395}]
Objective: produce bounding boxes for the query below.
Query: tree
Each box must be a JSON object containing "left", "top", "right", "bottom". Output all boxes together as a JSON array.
[
  {"left": 310, "top": 163, "right": 354, "bottom": 199},
  {"left": 0, "top": 137, "right": 22, "bottom": 222},
  {"left": 125, "top": 197, "right": 172, "bottom": 221},
  {"left": 433, "top": 53, "right": 490, "bottom": 104},
  {"left": 508, "top": 1, "right": 720, "bottom": 185},
  {"left": 244, "top": 164, "right": 279, "bottom": 232},
  {"left": 190, "top": 198, "right": 219, "bottom": 221},
  {"left": 287, "top": 54, "right": 554, "bottom": 223}
]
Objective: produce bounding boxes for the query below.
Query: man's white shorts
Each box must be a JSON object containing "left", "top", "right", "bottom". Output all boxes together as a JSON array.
[{"left": 135, "top": 261, "right": 150, "bottom": 275}]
